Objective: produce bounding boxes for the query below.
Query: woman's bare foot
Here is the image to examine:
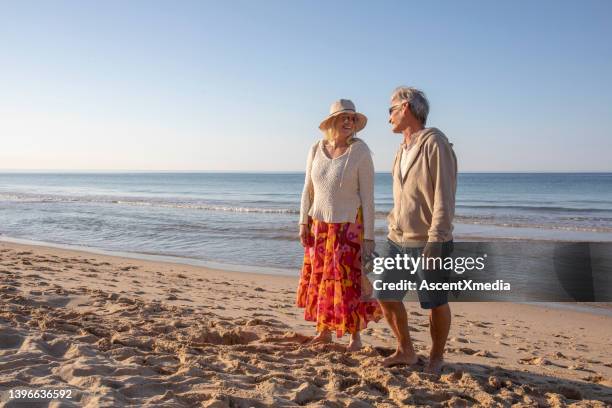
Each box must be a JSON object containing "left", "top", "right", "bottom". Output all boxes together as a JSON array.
[
  {"left": 346, "top": 332, "right": 362, "bottom": 352},
  {"left": 309, "top": 330, "right": 332, "bottom": 345},
  {"left": 425, "top": 356, "right": 444, "bottom": 374},
  {"left": 381, "top": 349, "right": 419, "bottom": 367}
]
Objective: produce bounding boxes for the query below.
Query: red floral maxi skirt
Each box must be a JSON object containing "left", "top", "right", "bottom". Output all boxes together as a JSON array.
[{"left": 296, "top": 208, "right": 383, "bottom": 337}]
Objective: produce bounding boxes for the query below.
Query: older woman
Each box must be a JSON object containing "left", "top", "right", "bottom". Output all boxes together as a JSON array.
[{"left": 296, "top": 99, "right": 382, "bottom": 351}]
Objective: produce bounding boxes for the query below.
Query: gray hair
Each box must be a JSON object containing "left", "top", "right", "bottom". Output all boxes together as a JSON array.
[{"left": 391, "top": 86, "right": 429, "bottom": 126}]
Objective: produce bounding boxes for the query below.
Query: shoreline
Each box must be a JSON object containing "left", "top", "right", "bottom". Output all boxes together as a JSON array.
[
  {"left": 1, "top": 235, "right": 610, "bottom": 318},
  {"left": 1, "top": 239, "right": 610, "bottom": 320},
  {"left": 1, "top": 239, "right": 610, "bottom": 405},
  {"left": 0, "top": 235, "right": 296, "bottom": 277}
]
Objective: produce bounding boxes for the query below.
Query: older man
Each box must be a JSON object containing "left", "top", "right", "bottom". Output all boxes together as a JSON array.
[{"left": 377, "top": 86, "right": 457, "bottom": 374}]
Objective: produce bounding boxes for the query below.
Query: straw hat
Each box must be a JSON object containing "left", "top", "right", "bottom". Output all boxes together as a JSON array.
[{"left": 318, "top": 99, "right": 367, "bottom": 132}]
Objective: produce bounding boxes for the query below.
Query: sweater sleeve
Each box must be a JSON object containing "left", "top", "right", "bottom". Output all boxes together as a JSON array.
[
  {"left": 426, "top": 135, "right": 457, "bottom": 242},
  {"left": 299, "top": 143, "right": 317, "bottom": 225},
  {"left": 358, "top": 147, "right": 376, "bottom": 240}
]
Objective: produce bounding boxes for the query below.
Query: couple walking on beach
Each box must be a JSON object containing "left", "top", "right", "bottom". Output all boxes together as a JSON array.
[{"left": 296, "top": 86, "right": 457, "bottom": 374}]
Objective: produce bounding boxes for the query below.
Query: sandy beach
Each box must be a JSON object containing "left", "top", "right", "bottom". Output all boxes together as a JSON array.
[{"left": 0, "top": 240, "right": 610, "bottom": 407}]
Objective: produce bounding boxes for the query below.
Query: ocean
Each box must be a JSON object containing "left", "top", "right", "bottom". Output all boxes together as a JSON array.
[{"left": 1, "top": 172, "right": 611, "bottom": 273}]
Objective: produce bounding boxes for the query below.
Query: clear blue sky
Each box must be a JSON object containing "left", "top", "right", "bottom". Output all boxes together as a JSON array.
[{"left": 1, "top": 0, "right": 611, "bottom": 172}]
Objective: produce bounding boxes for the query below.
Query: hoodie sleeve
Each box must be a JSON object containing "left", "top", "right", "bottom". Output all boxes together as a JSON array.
[
  {"left": 299, "top": 142, "right": 318, "bottom": 225},
  {"left": 357, "top": 145, "right": 375, "bottom": 240},
  {"left": 425, "top": 134, "right": 457, "bottom": 242}
]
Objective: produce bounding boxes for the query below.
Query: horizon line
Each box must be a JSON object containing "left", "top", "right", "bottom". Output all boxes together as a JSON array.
[{"left": 0, "top": 169, "right": 611, "bottom": 174}]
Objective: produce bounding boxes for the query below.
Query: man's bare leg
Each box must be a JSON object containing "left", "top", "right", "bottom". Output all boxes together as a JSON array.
[
  {"left": 379, "top": 301, "right": 418, "bottom": 366},
  {"left": 426, "top": 303, "right": 451, "bottom": 374}
]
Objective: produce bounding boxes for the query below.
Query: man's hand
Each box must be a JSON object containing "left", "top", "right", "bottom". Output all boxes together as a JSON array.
[
  {"left": 422, "top": 241, "right": 443, "bottom": 263},
  {"left": 362, "top": 239, "right": 375, "bottom": 259}
]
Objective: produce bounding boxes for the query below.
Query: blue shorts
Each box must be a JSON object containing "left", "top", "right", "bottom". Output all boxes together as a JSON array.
[{"left": 373, "top": 239, "right": 454, "bottom": 309}]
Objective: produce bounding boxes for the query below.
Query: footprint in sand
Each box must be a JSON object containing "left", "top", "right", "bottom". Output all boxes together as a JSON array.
[
  {"left": 568, "top": 364, "right": 596, "bottom": 372},
  {"left": 452, "top": 347, "right": 478, "bottom": 355},
  {"left": 474, "top": 350, "right": 497, "bottom": 358},
  {"left": 25, "top": 273, "right": 46, "bottom": 280},
  {"left": 518, "top": 356, "right": 565, "bottom": 367},
  {"left": 0, "top": 329, "right": 25, "bottom": 349},
  {"left": 467, "top": 320, "right": 491, "bottom": 328},
  {"left": 409, "top": 311, "right": 423, "bottom": 316},
  {"left": 583, "top": 374, "right": 612, "bottom": 387}
]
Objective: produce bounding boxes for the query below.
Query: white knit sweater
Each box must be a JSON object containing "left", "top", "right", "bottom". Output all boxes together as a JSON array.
[{"left": 299, "top": 138, "right": 375, "bottom": 240}]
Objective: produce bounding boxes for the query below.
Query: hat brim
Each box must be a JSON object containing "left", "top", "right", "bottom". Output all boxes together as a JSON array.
[{"left": 319, "top": 110, "right": 367, "bottom": 133}]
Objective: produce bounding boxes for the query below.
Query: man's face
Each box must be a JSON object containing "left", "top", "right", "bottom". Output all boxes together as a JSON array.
[{"left": 388, "top": 99, "right": 408, "bottom": 133}]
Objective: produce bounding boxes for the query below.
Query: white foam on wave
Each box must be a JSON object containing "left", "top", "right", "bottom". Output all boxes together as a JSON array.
[{"left": 0, "top": 193, "right": 299, "bottom": 214}]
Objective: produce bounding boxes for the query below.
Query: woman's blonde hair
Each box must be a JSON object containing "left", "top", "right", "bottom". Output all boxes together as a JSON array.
[{"left": 322, "top": 116, "right": 357, "bottom": 145}]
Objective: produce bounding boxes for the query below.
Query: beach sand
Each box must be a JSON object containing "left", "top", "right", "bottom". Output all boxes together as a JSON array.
[{"left": 0, "top": 241, "right": 610, "bottom": 407}]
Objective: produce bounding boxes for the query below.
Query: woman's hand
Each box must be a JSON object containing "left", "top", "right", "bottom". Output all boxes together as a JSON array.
[
  {"left": 299, "top": 224, "right": 310, "bottom": 247},
  {"left": 362, "top": 239, "right": 375, "bottom": 259},
  {"left": 361, "top": 271, "right": 373, "bottom": 298},
  {"left": 361, "top": 239, "right": 376, "bottom": 299}
]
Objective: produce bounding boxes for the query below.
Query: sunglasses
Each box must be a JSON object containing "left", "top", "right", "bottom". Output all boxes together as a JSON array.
[
  {"left": 338, "top": 114, "right": 356, "bottom": 123},
  {"left": 388, "top": 102, "right": 405, "bottom": 115}
]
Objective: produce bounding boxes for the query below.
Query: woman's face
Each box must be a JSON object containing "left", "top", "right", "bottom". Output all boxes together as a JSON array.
[{"left": 334, "top": 113, "right": 356, "bottom": 139}]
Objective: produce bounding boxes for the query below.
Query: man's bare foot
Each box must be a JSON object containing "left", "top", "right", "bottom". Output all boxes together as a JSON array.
[
  {"left": 381, "top": 349, "right": 419, "bottom": 367},
  {"left": 309, "top": 330, "right": 332, "bottom": 345},
  {"left": 425, "top": 356, "right": 444, "bottom": 374},
  {"left": 346, "top": 333, "right": 362, "bottom": 352}
]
